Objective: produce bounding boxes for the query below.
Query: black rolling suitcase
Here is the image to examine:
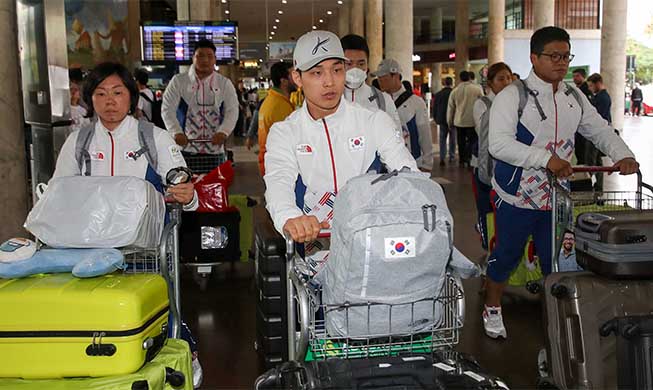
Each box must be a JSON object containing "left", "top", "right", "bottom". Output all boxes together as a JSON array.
[
  {"left": 255, "top": 352, "right": 509, "bottom": 389},
  {"left": 575, "top": 210, "right": 653, "bottom": 278},
  {"left": 601, "top": 315, "right": 653, "bottom": 389}
]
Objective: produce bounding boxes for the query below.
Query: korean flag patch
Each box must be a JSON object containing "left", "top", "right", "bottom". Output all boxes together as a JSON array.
[
  {"left": 349, "top": 136, "right": 365, "bottom": 151},
  {"left": 384, "top": 237, "right": 416, "bottom": 260}
]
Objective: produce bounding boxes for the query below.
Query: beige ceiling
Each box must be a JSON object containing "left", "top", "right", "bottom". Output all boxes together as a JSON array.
[{"left": 224, "top": 0, "right": 490, "bottom": 43}]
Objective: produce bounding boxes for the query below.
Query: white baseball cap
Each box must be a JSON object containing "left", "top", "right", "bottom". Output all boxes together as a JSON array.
[
  {"left": 371, "top": 58, "right": 402, "bottom": 77},
  {"left": 293, "top": 30, "right": 347, "bottom": 71}
]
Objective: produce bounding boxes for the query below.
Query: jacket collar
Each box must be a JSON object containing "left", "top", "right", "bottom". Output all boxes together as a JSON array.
[
  {"left": 301, "top": 96, "right": 347, "bottom": 126},
  {"left": 97, "top": 115, "right": 135, "bottom": 139},
  {"left": 188, "top": 64, "right": 217, "bottom": 85},
  {"left": 526, "top": 69, "right": 566, "bottom": 95}
]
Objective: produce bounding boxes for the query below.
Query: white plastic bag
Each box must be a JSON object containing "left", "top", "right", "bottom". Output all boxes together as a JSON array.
[{"left": 24, "top": 176, "right": 165, "bottom": 249}]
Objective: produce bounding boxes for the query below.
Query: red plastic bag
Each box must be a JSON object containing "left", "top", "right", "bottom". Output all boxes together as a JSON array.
[{"left": 194, "top": 161, "right": 234, "bottom": 212}]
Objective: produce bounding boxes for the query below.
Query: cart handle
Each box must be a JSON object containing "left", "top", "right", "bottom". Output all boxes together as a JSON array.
[{"left": 571, "top": 166, "right": 620, "bottom": 173}]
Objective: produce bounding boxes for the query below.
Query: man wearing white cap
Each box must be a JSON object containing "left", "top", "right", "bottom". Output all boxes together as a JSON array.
[
  {"left": 264, "top": 30, "right": 418, "bottom": 249},
  {"left": 375, "top": 59, "right": 434, "bottom": 172}
]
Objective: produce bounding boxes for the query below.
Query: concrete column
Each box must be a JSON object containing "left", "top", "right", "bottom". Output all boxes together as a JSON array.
[
  {"left": 384, "top": 0, "right": 413, "bottom": 82},
  {"left": 189, "top": 0, "right": 212, "bottom": 20},
  {"left": 177, "top": 0, "right": 190, "bottom": 20},
  {"left": 337, "top": 2, "right": 350, "bottom": 37},
  {"left": 127, "top": 0, "right": 141, "bottom": 68},
  {"left": 600, "top": 0, "right": 628, "bottom": 131},
  {"left": 487, "top": 0, "right": 505, "bottom": 65},
  {"left": 430, "top": 8, "right": 443, "bottom": 42},
  {"left": 432, "top": 63, "right": 443, "bottom": 93},
  {"left": 350, "top": 0, "right": 364, "bottom": 36},
  {"left": 454, "top": 0, "right": 469, "bottom": 79},
  {"left": 0, "top": 0, "right": 29, "bottom": 240},
  {"left": 533, "top": 0, "right": 555, "bottom": 30},
  {"left": 366, "top": 0, "right": 383, "bottom": 73}
]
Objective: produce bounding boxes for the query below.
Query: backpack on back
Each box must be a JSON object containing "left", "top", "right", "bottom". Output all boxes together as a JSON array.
[
  {"left": 477, "top": 96, "right": 493, "bottom": 186},
  {"left": 321, "top": 169, "right": 477, "bottom": 338},
  {"left": 139, "top": 92, "right": 166, "bottom": 129}
]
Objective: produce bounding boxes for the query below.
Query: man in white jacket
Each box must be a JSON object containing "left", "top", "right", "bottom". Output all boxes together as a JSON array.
[
  {"left": 375, "top": 59, "right": 434, "bottom": 172},
  {"left": 161, "top": 39, "right": 239, "bottom": 167},
  {"left": 264, "top": 30, "right": 417, "bottom": 246},
  {"left": 483, "top": 26, "right": 639, "bottom": 339},
  {"left": 340, "top": 34, "right": 401, "bottom": 129}
]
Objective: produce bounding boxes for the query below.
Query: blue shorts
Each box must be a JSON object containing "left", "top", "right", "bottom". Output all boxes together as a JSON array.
[{"left": 486, "top": 198, "right": 553, "bottom": 283}]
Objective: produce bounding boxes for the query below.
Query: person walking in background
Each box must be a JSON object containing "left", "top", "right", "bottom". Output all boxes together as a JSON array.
[
  {"left": 433, "top": 77, "right": 455, "bottom": 166},
  {"left": 447, "top": 70, "right": 483, "bottom": 167},
  {"left": 572, "top": 68, "right": 592, "bottom": 163},
  {"left": 586, "top": 73, "right": 612, "bottom": 190},
  {"left": 631, "top": 83, "right": 643, "bottom": 116},
  {"left": 255, "top": 61, "right": 296, "bottom": 175}
]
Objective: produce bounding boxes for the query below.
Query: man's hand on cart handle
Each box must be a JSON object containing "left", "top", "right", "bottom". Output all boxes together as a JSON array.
[
  {"left": 174, "top": 133, "right": 189, "bottom": 147},
  {"left": 546, "top": 155, "right": 573, "bottom": 178},
  {"left": 611, "top": 158, "right": 639, "bottom": 176},
  {"left": 211, "top": 132, "right": 227, "bottom": 146},
  {"left": 167, "top": 182, "right": 194, "bottom": 205},
  {"left": 283, "top": 216, "right": 331, "bottom": 243}
]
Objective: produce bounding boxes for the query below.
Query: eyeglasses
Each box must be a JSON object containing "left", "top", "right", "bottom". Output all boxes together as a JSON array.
[{"left": 539, "top": 52, "right": 575, "bottom": 63}]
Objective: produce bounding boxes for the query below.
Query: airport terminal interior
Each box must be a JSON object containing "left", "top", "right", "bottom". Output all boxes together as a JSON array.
[{"left": 1, "top": 0, "right": 653, "bottom": 389}]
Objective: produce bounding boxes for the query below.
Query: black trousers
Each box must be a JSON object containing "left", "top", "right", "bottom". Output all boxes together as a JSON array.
[{"left": 456, "top": 126, "right": 477, "bottom": 164}]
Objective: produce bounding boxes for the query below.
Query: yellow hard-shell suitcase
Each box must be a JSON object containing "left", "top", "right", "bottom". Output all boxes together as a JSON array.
[{"left": 0, "top": 273, "right": 169, "bottom": 379}]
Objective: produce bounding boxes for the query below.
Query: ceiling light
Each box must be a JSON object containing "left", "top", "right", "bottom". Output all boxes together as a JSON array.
[
  {"left": 282, "top": 0, "right": 287, "bottom": 3},
  {"left": 225, "top": 10, "right": 230, "bottom": 14},
  {"left": 327, "top": 10, "right": 332, "bottom": 15},
  {"left": 273, "top": 25, "right": 278, "bottom": 29},
  {"left": 221, "top": 0, "right": 227, "bottom": 3},
  {"left": 259, "top": 59, "right": 263, "bottom": 62},
  {"left": 269, "top": 36, "right": 273, "bottom": 39},
  {"left": 319, "top": 19, "right": 324, "bottom": 23},
  {"left": 337, "top": 0, "right": 343, "bottom": 4},
  {"left": 312, "top": 25, "right": 317, "bottom": 29},
  {"left": 271, "top": 31, "right": 275, "bottom": 35},
  {"left": 275, "top": 18, "right": 280, "bottom": 23},
  {"left": 278, "top": 10, "right": 283, "bottom": 14}
]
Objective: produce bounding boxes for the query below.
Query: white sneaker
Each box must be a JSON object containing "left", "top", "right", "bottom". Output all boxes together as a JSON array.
[
  {"left": 192, "top": 356, "right": 203, "bottom": 389},
  {"left": 482, "top": 306, "right": 507, "bottom": 339}
]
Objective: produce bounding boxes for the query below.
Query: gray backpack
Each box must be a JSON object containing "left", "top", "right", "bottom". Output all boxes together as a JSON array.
[
  {"left": 514, "top": 79, "right": 584, "bottom": 122},
  {"left": 75, "top": 120, "right": 158, "bottom": 176},
  {"left": 477, "top": 96, "right": 493, "bottom": 186},
  {"left": 321, "top": 169, "right": 478, "bottom": 338},
  {"left": 369, "top": 86, "right": 386, "bottom": 112}
]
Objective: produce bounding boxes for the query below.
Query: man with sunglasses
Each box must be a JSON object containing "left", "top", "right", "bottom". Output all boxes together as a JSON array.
[
  {"left": 162, "top": 39, "right": 239, "bottom": 168},
  {"left": 482, "top": 26, "right": 639, "bottom": 340}
]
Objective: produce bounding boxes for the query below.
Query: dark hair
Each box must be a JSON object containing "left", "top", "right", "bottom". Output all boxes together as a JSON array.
[
  {"left": 371, "top": 78, "right": 380, "bottom": 89},
  {"left": 469, "top": 71, "right": 475, "bottom": 80},
  {"left": 270, "top": 61, "right": 293, "bottom": 88},
  {"left": 487, "top": 62, "right": 513, "bottom": 82},
  {"left": 512, "top": 72, "right": 521, "bottom": 79},
  {"left": 83, "top": 62, "right": 139, "bottom": 118},
  {"left": 563, "top": 229, "right": 575, "bottom": 238},
  {"left": 572, "top": 68, "right": 587, "bottom": 78},
  {"left": 134, "top": 68, "right": 149, "bottom": 86},
  {"left": 340, "top": 34, "right": 369, "bottom": 58},
  {"left": 530, "top": 26, "right": 570, "bottom": 54},
  {"left": 443, "top": 77, "right": 453, "bottom": 87},
  {"left": 193, "top": 39, "right": 216, "bottom": 54},
  {"left": 69, "top": 68, "right": 84, "bottom": 84},
  {"left": 587, "top": 73, "right": 602, "bottom": 84},
  {"left": 459, "top": 70, "right": 470, "bottom": 82}
]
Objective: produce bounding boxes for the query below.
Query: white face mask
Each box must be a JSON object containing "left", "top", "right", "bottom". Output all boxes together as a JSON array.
[{"left": 345, "top": 68, "right": 367, "bottom": 89}]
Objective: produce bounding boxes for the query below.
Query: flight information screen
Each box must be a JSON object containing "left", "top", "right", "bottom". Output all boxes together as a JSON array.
[{"left": 141, "top": 21, "right": 238, "bottom": 64}]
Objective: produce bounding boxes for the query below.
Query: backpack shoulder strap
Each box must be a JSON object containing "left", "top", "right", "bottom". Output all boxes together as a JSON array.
[
  {"left": 480, "top": 96, "right": 492, "bottom": 110},
  {"left": 139, "top": 91, "right": 154, "bottom": 104},
  {"left": 369, "top": 86, "right": 386, "bottom": 112},
  {"left": 75, "top": 122, "right": 96, "bottom": 176},
  {"left": 564, "top": 82, "right": 585, "bottom": 115},
  {"left": 134, "top": 120, "right": 158, "bottom": 171},
  {"left": 514, "top": 79, "right": 547, "bottom": 122},
  {"left": 393, "top": 87, "right": 413, "bottom": 108}
]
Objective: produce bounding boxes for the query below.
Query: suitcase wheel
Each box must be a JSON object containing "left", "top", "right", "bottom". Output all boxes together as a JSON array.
[
  {"left": 550, "top": 283, "right": 568, "bottom": 299},
  {"left": 165, "top": 367, "right": 186, "bottom": 387},
  {"left": 131, "top": 380, "right": 149, "bottom": 390}
]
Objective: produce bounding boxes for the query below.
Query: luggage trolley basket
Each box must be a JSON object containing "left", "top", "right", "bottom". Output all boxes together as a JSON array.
[
  {"left": 182, "top": 139, "right": 227, "bottom": 174},
  {"left": 549, "top": 167, "right": 653, "bottom": 272},
  {"left": 284, "top": 236, "right": 466, "bottom": 363},
  {"left": 121, "top": 202, "right": 184, "bottom": 338}
]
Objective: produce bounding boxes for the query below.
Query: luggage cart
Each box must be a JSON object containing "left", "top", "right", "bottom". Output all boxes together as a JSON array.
[
  {"left": 179, "top": 139, "right": 239, "bottom": 290},
  {"left": 121, "top": 203, "right": 184, "bottom": 339},
  {"left": 537, "top": 167, "right": 653, "bottom": 387},
  {"left": 549, "top": 167, "right": 653, "bottom": 272},
  {"left": 283, "top": 236, "right": 466, "bottom": 363}
]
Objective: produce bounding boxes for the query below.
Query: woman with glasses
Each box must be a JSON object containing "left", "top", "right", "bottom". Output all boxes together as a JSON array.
[
  {"left": 161, "top": 39, "right": 239, "bottom": 171},
  {"left": 52, "top": 62, "right": 204, "bottom": 388},
  {"left": 480, "top": 26, "right": 639, "bottom": 341}
]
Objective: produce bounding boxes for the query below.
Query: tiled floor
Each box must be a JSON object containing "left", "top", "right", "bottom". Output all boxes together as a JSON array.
[{"left": 181, "top": 115, "right": 653, "bottom": 389}]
